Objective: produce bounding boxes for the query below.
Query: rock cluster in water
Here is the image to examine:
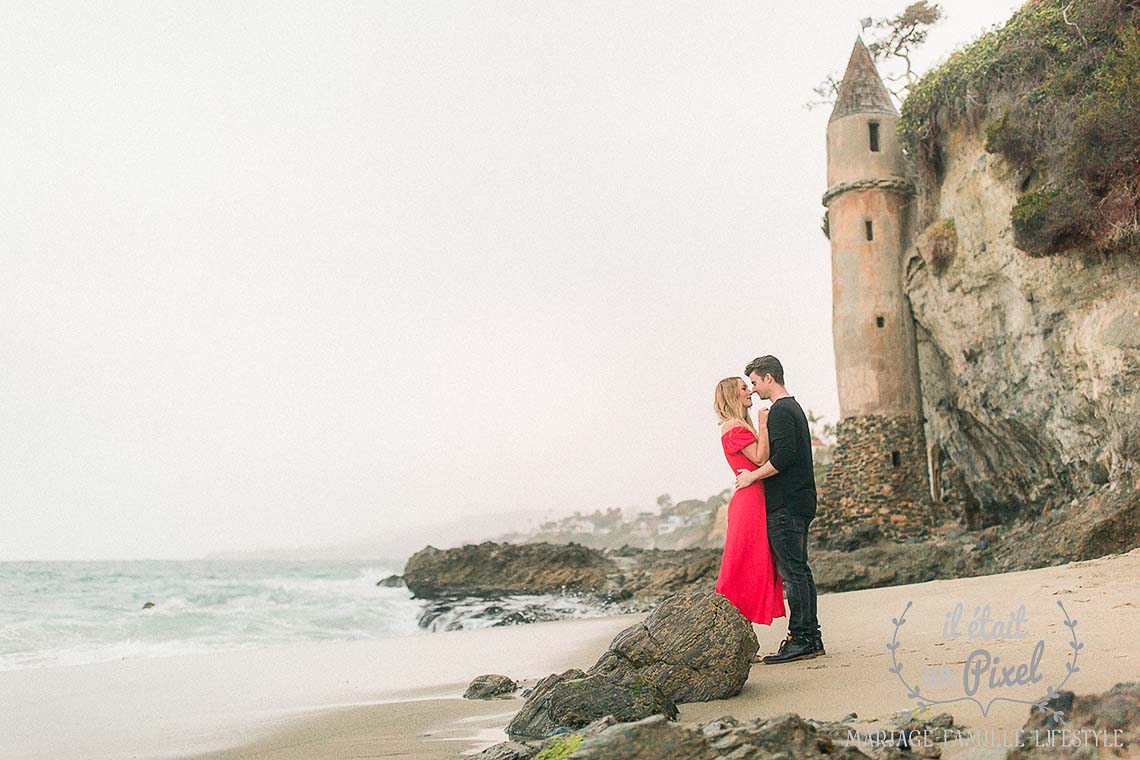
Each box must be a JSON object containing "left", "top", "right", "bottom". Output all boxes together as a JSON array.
[{"left": 391, "top": 492, "right": 1140, "bottom": 632}]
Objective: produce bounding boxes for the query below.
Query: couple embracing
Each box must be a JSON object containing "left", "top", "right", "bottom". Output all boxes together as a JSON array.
[{"left": 713, "top": 355, "right": 823, "bottom": 665}]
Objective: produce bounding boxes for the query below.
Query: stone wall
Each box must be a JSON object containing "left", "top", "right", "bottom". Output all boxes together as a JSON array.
[{"left": 815, "top": 414, "right": 936, "bottom": 539}]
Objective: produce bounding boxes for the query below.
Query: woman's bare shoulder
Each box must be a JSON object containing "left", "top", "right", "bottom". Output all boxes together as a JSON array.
[{"left": 719, "top": 418, "right": 747, "bottom": 433}]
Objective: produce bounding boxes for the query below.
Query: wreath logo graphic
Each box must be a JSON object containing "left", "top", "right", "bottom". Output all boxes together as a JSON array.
[{"left": 886, "top": 600, "right": 1081, "bottom": 724}]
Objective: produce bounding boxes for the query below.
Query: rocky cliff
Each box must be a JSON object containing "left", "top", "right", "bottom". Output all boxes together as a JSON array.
[
  {"left": 906, "top": 127, "right": 1140, "bottom": 520},
  {"left": 898, "top": 0, "right": 1140, "bottom": 527}
]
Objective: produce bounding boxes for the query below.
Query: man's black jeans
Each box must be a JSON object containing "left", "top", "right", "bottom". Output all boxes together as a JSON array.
[{"left": 767, "top": 509, "right": 820, "bottom": 640}]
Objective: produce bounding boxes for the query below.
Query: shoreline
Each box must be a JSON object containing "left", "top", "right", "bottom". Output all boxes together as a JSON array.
[
  {"left": 0, "top": 612, "right": 643, "bottom": 760},
  {"left": 3, "top": 549, "right": 1137, "bottom": 760},
  {"left": 181, "top": 548, "right": 1140, "bottom": 760}
]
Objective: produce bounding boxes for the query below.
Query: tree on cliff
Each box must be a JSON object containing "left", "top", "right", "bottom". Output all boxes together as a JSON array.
[{"left": 809, "top": 1, "right": 944, "bottom": 108}]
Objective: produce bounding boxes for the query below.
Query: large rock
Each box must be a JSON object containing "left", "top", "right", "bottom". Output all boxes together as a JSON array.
[
  {"left": 811, "top": 540, "right": 959, "bottom": 593},
  {"left": 704, "top": 713, "right": 870, "bottom": 759},
  {"left": 607, "top": 547, "right": 721, "bottom": 599},
  {"left": 468, "top": 741, "right": 539, "bottom": 760},
  {"left": 811, "top": 495, "right": 1140, "bottom": 590},
  {"left": 472, "top": 718, "right": 617, "bottom": 760},
  {"left": 568, "top": 715, "right": 715, "bottom": 760},
  {"left": 588, "top": 591, "right": 758, "bottom": 703},
  {"left": 505, "top": 668, "right": 677, "bottom": 740},
  {"left": 401, "top": 544, "right": 742, "bottom": 632},
  {"left": 991, "top": 484, "right": 1140, "bottom": 570},
  {"left": 571, "top": 713, "right": 872, "bottom": 760},
  {"left": 1006, "top": 682, "right": 1140, "bottom": 760},
  {"left": 402, "top": 542, "right": 617, "bottom": 598},
  {"left": 464, "top": 674, "right": 517, "bottom": 700}
]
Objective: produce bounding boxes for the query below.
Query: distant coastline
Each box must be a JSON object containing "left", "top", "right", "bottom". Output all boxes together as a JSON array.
[{"left": 198, "top": 507, "right": 566, "bottom": 563}]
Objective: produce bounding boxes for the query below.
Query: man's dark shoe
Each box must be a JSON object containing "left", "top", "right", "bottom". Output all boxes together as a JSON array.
[
  {"left": 811, "top": 635, "right": 826, "bottom": 656},
  {"left": 761, "top": 635, "right": 816, "bottom": 664},
  {"left": 753, "top": 633, "right": 795, "bottom": 663}
]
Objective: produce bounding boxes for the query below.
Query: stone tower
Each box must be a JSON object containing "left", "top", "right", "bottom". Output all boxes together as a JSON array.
[{"left": 816, "top": 38, "right": 933, "bottom": 539}]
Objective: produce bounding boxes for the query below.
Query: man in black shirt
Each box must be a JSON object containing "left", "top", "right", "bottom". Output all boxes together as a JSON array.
[{"left": 735, "top": 355, "right": 823, "bottom": 664}]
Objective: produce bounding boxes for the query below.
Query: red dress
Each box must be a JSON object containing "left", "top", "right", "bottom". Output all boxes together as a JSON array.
[{"left": 715, "top": 426, "right": 787, "bottom": 625}]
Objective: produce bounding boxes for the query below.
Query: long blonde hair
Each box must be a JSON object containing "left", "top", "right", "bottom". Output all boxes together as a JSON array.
[{"left": 713, "top": 377, "right": 757, "bottom": 436}]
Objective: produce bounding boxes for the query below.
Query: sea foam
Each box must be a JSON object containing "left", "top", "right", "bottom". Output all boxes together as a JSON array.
[{"left": 0, "top": 559, "right": 423, "bottom": 671}]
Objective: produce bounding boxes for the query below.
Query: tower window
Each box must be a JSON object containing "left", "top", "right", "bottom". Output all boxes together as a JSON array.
[
  {"left": 865, "top": 220, "right": 874, "bottom": 241},
  {"left": 876, "top": 315, "right": 885, "bottom": 328},
  {"left": 891, "top": 451, "right": 901, "bottom": 467},
  {"left": 869, "top": 121, "right": 881, "bottom": 152}
]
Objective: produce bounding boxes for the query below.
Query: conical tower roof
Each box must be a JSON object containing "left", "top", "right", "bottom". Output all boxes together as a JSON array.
[{"left": 829, "top": 38, "right": 896, "bottom": 122}]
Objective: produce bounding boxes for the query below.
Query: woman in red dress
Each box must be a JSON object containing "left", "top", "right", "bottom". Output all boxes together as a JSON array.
[{"left": 713, "top": 377, "right": 786, "bottom": 638}]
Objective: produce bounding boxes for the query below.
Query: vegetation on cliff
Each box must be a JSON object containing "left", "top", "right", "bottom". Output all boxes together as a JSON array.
[
  {"left": 899, "top": 0, "right": 1140, "bottom": 255},
  {"left": 916, "top": 217, "right": 957, "bottom": 275}
]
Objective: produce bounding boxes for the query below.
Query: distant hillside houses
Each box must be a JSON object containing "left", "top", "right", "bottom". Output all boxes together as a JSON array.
[
  {"left": 498, "top": 418, "right": 835, "bottom": 551},
  {"left": 499, "top": 493, "right": 731, "bottom": 550}
]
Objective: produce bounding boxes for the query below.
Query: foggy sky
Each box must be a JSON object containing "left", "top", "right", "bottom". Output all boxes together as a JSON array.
[{"left": 1, "top": 0, "right": 1020, "bottom": 560}]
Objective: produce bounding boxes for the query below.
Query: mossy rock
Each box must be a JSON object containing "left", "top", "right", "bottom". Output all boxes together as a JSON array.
[{"left": 533, "top": 735, "right": 583, "bottom": 760}]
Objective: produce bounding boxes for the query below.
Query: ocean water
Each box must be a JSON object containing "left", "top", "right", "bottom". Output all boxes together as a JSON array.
[{"left": 0, "top": 560, "right": 424, "bottom": 671}]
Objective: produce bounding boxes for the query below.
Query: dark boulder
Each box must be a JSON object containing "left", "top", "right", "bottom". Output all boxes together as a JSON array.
[
  {"left": 821, "top": 521, "right": 884, "bottom": 552},
  {"left": 588, "top": 591, "right": 758, "bottom": 703},
  {"left": 376, "top": 574, "right": 405, "bottom": 588},
  {"left": 608, "top": 548, "right": 721, "bottom": 599},
  {"left": 1007, "top": 682, "right": 1140, "bottom": 760},
  {"left": 569, "top": 715, "right": 715, "bottom": 760},
  {"left": 572, "top": 712, "right": 871, "bottom": 760},
  {"left": 464, "top": 674, "right": 517, "bottom": 700},
  {"left": 716, "top": 713, "right": 852, "bottom": 758},
  {"left": 472, "top": 717, "right": 617, "bottom": 760},
  {"left": 505, "top": 669, "right": 677, "bottom": 740},
  {"left": 402, "top": 542, "right": 616, "bottom": 598},
  {"left": 811, "top": 541, "right": 959, "bottom": 593},
  {"left": 468, "top": 740, "right": 540, "bottom": 760}
]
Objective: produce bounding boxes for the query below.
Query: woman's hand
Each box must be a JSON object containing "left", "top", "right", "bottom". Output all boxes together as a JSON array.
[
  {"left": 735, "top": 468, "right": 760, "bottom": 490},
  {"left": 756, "top": 408, "right": 770, "bottom": 426}
]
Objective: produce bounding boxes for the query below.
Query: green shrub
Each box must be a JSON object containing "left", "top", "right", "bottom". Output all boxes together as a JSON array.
[
  {"left": 919, "top": 217, "right": 959, "bottom": 273},
  {"left": 983, "top": 111, "right": 1037, "bottom": 171},
  {"left": 1073, "top": 25, "right": 1140, "bottom": 189},
  {"left": 1011, "top": 188, "right": 1092, "bottom": 256}
]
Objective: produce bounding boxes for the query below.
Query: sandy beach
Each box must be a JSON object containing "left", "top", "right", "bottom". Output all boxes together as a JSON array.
[{"left": 4, "top": 548, "right": 1137, "bottom": 760}]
